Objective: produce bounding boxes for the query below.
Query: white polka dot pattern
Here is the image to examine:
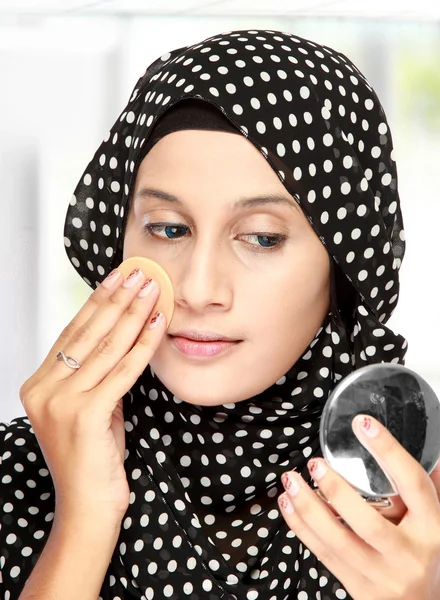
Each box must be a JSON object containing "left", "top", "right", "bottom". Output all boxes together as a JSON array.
[
  {"left": 1, "top": 29, "right": 408, "bottom": 600},
  {"left": 1, "top": 316, "right": 407, "bottom": 599}
]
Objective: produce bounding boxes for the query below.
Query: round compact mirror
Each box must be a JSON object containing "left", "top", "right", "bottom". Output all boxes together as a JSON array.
[{"left": 320, "top": 363, "right": 440, "bottom": 498}]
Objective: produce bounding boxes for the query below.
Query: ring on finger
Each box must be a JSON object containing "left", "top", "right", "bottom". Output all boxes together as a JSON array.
[{"left": 56, "top": 350, "right": 82, "bottom": 369}]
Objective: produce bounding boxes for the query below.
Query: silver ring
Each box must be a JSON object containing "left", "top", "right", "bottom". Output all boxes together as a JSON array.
[
  {"left": 363, "top": 496, "right": 392, "bottom": 509},
  {"left": 315, "top": 488, "right": 392, "bottom": 509},
  {"left": 56, "top": 350, "right": 81, "bottom": 369}
]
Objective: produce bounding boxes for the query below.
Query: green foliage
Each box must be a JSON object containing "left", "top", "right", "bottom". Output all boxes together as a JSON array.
[{"left": 397, "top": 46, "right": 440, "bottom": 132}]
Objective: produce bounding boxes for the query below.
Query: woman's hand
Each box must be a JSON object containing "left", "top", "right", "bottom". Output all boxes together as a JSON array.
[
  {"left": 278, "top": 414, "right": 440, "bottom": 600},
  {"left": 19, "top": 267, "right": 166, "bottom": 523}
]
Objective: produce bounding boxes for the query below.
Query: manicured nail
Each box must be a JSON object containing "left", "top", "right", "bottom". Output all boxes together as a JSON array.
[
  {"left": 148, "top": 311, "right": 162, "bottom": 329},
  {"left": 137, "top": 278, "right": 154, "bottom": 297},
  {"left": 354, "top": 415, "right": 379, "bottom": 438},
  {"left": 308, "top": 458, "right": 327, "bottom": 481},
  {"left": 278, "top": 493, "right": 294, "bottom": 514},
  {"left": 101, "top": 269, "right": 121, "bottom": 288},
  {"left": 123, "top": 268, "right": 143, "bottom": 287},
  {"left": 281, "top": 471, "right": 300, "bottom": 497}
]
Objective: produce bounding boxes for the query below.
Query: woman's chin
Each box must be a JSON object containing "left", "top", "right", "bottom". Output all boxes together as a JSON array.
[
  {"left": 148, "top": 361, "right": 252, "bottom": 406},
  {"left": 150, "top": 375, "right": 246, "bottom": 406},
  {"left": 148, "top": 335, "right": 300, "bottom": 406}
]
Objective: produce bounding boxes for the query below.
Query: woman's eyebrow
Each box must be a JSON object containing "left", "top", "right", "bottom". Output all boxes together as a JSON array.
[{"left": 134, "top": 187, "right": 301, "bottom": 212}]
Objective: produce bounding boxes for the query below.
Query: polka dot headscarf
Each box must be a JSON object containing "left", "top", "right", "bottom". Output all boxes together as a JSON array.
[{"left": 1, "top": 30, "right": 408, "bottom": 600}]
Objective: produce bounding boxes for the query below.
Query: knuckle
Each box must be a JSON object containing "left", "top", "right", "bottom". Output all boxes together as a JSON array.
[
  {"left": 19, "top": 381, "right": 30, "bottom": 403},
  {"left": 108, "top": 292, "right": 123, "bottom": 307},
  {"left": 87, "top": 293, "right": 101, "bottom": 308},
  {"left": 20, "top": 385, "right": 40, "bottom": 413},
  {"left": 44, "top": 393, "right": 67, "bottom": 419},
  {"left": 45, "top": 392, "right": 87, "bottom": 427},
  {"left": 96, "top": 337, "right": 115, "bottom": 356},
  {"left": 60, "top": 320, "right": 77, "bottom": 342},
  {"left": 72, "top": 325, "right": 92, "bottom": 344},
  {"left": 126, "top": 301, "right": 141, "bottom": 316},
  {"left": 113, "top": 359, "right": 132, "bottom": 378},
  {"left": 136, "top": 335, "right": 155, "bottom": 352},
  {"left": 315, "top": 544, "right": 336, "bottom": 568},
  {"left": 26, "top": 390, "right": 63, "bottom": 424}
]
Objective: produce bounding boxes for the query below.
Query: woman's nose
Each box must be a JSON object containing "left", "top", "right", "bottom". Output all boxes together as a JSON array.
[{"left": 173, "top": 247, "right": 233, "bottom": 312}]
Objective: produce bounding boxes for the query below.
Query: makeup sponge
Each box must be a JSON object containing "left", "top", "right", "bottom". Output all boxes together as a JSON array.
[{"left": 117, "top": 257, "right": 174, "bottom": 328}]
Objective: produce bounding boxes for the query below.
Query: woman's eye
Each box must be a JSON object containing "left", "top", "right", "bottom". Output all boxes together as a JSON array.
[
  {"left": 145, "top": 223, "right": 189, "bottom": 239},
  {"left": 243, "top": 234, "right": 284, "bottom": 249},
  {"left": 143, "top": 223, "right": 286, "bottom": 251}
]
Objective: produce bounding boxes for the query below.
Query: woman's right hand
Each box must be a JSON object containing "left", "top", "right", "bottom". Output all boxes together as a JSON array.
[{"left": 19, "top": 266, "right": 166, "bottom": 523}]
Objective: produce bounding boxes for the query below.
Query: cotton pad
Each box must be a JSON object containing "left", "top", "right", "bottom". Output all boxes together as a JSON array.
[{"left": 117, "top": 256, "right": 174, "bottom": 328}]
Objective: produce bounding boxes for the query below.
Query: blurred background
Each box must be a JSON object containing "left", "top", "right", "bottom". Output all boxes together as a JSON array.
[{"left": 1, "top": 1, "right": 439, "bottom": 422}]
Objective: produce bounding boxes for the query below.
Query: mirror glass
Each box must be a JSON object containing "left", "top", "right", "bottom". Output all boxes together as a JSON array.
[{"left": 320, "top": 363, "right": 440, "bottom": 497}]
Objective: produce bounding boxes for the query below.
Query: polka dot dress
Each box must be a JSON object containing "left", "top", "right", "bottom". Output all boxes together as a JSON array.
[{"left": 1, "top": 29, "right": 408, "bottom": 600}]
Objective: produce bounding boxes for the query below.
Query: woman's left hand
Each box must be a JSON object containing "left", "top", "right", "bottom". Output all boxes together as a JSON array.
[{"left": 278, "top": 414, "right": 440, "bottom": 600}]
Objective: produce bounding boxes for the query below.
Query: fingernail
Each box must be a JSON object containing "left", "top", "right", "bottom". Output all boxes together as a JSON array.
[
  {"left": 355, "top": 415, "right": 379, "bottom": 438},
  {"left": 148, "top": 311, "right": 162, "bottom": 329},
  {"left": 101, "top": 269, "right": 121, "bottom": 289},
  {"left": 123, "top": 268, "right": 143, "bottom": 287},
  {"left": 137, "top": 278, "right": 154, "bottom": 297},
  {"left": 308, "top": 458, "right": 327, "bottom": 481},
  {"left": 281, "top": 471, "right": 300, "bottom": 497},
  {"left": 278, "top": 493, "right": 294, "bottom": 514}
]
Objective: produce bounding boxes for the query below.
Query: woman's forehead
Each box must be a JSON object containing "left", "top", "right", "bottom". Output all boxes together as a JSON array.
[
  {"left": 132, "top": 130, "right": 300, "bottom": 215},
  {"left": 136, "top": 129, "right": 274, "bottom": 176}
]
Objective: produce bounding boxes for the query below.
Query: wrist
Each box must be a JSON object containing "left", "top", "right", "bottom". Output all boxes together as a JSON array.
[
  {"left": 53, "top": 504, "right": 124, "bottom": 543},
  {"left": 19, "top": 507, "right": 123, "bottom": 600}
]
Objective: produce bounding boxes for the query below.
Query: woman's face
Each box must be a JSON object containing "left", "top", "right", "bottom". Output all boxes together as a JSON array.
[{"left": 123, "top": 129, "right": 330, "bottom": 405}]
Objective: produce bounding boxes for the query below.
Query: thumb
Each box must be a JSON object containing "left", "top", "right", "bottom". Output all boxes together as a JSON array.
[
  {"left": 429, "top": 459, "right": 440, "bottom": 499},
  {"left": 111, "top": 398, "right": 126, "bottom": 463}
]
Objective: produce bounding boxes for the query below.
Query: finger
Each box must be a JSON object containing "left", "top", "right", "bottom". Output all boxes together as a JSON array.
[
  {"left": 280, "top": 470, "right": 378, "bottom": 574},
  {"left": 94, "top": 308, "right": 167, "bottom": 410},
  {"left": 50, "top": 269, "right": 124, "bottom": 365},
  {"left": 313, "top": 489, "right": 341, "bottom": 518},
  {"left": 307, "top": 458, "right": 401, "bottom": 554},
  {"left": 278, "top": 491, "right": 372, "bottom": 596},
  {"left": 315, "top": 487, "right": 407, "bottom": 525},
  {"left": 352, "top": 415, "right": 439, "bottom": 519},
  {"left": 374, "top": 494, "right": 407, "bottom": 524},
  {"left": 429, "top": 458, "right": 440, "bottom": 500},
  {"left": 57, "top": 271, "right": 160, "bottom": 388},
  {"left": 24, "top": 269, "right": 124, "bottom": 390}
]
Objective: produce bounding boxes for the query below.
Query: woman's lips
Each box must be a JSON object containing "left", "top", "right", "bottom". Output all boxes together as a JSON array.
[{"left": 170, "top": 335, "right": 241, "bottom": 357}]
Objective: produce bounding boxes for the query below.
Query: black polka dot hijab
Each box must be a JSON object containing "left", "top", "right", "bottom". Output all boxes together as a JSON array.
[{"left": 63, "top": 30, "right": 408, "bottom": 600}]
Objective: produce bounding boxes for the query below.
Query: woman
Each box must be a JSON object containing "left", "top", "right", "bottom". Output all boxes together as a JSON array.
[{"left": 2, "top": 28, "right": 440, "bottom": 600}]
